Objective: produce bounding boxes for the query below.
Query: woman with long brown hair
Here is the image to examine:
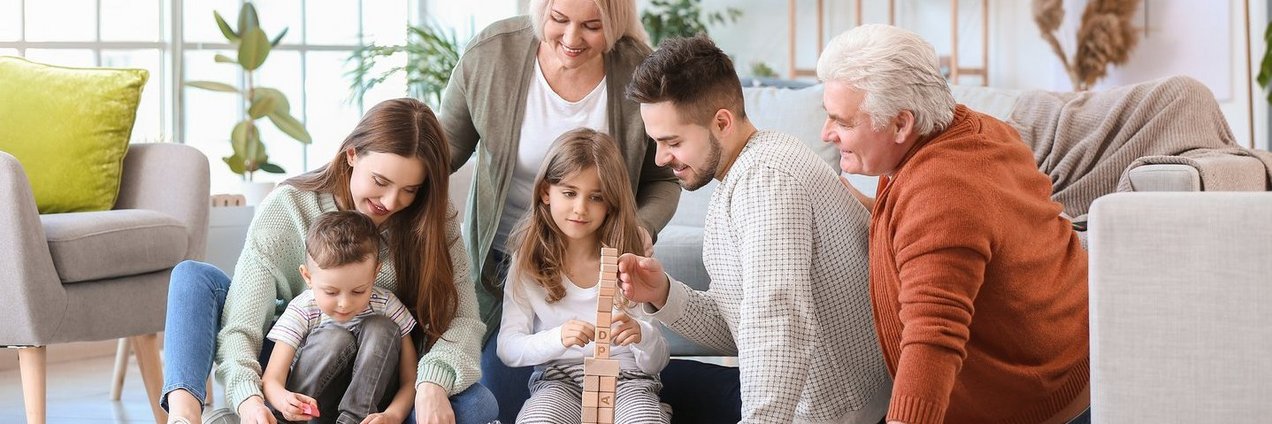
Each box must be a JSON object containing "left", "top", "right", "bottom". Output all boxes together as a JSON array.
[{"left": 160, "top": 98, "right": 496, "bottom": 424}]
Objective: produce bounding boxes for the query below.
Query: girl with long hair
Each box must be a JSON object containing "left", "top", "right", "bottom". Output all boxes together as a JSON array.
[{"left": 496, "top": 128, "right": 669, "bottom": 423}]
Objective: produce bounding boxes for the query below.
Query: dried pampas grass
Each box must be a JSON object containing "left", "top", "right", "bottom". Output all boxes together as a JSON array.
[{"left": 1033, "top": 0, "right": 1142, "bottom": 91}]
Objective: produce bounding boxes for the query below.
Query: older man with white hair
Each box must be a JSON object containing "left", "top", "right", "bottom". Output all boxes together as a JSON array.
[{"left": 818, "top": 25, "right": 1092, "bottom": 424}]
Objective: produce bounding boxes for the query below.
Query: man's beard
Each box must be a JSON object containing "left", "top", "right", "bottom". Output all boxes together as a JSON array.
[{"left": 678, "top": 133, "right": 722, "bottom": 191}]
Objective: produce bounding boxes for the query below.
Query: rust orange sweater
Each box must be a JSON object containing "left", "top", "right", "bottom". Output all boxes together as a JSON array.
[{"left": 870, "top": 105, "right": 1089, "bottom": 424}]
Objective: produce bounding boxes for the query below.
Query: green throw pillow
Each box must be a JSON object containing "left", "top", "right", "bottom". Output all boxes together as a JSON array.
[{"left": 0, "top": 56, "right": 148, "bottom": 213}]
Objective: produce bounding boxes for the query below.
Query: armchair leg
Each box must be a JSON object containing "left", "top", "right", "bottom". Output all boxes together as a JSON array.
[
  {"left": 110, "top": 338, "right": 130, "bottom": 401},
  {"left": 129, "top": 334, "right": 167, "bottom": 424},
  {"left": 17, "top": 346, "right": 46, "bottom": 424}
]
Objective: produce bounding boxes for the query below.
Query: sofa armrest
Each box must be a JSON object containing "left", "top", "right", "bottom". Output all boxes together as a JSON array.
[
  {"left": 1088, "top": 192, "right": 1272, "bottom": 423},
  {"left": 0, "top": 151, "right": 68, "bottom": 345},
  {"left": 114, "top": 143, "right": 210, "bottom": 261},
  {"left": 1125, "top": 154, "right": 1267, "bottom": 193},
  {"left": 1125, "top": 164, "right": 1200, "bottom": 192}
]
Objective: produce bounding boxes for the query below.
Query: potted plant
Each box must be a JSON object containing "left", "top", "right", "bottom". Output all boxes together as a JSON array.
[
  {"left": 348, "top": 23, "right": 463, "bottom": 108},
  {"left": 188, "top": 2, "right": 312, "bottom": 205},
  {"left": 641, "top": 0, "right": 742, "bottom": 47}
]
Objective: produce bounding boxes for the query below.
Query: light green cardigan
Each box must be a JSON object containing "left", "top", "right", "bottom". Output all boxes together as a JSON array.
[
  {"left": 216, "top": 185, "right": 484, "bottom": 410},
  {"left": 441, "top": 16, "right": 681, "bottom": 340}
]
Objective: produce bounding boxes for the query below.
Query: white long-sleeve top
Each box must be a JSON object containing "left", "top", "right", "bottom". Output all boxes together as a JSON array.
[{"left": 497, "top": 263, "right": 669, "bottom": 375}]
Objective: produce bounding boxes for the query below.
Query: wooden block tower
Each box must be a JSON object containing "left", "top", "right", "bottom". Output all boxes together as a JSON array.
[{"left": 583, "top": 246, "right": 620, "bottom": 424}]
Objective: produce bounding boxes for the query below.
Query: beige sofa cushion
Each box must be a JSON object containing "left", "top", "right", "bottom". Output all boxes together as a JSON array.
[
  {"left": 742, "top": 85, "right": 839, "bottom": 167},
  {"left": 42, "top": 209, "right": 187, "bottom": 283}
]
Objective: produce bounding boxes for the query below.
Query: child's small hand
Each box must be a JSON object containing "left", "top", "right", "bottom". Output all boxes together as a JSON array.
[
  {"left": 560, "top": 319, "right": 596, "bottom": 348},
  {"left": 610, "top": 311, "right": 642, "bottom": 346},
  {"left": 360, "top": 411, "right": 404, "bottom": 424},
  {"left": 277, "top": 391, "right": 319, "bottom": 422}
]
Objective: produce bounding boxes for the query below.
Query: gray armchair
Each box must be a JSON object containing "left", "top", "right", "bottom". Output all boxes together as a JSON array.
[{"left": 0, "top": 143, "right": 209, "bottom": 424}]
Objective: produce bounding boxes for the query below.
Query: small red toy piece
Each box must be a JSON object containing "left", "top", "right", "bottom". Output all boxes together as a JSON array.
[{"left": 300, "top": 402, "right": 319, "bottom": 417}]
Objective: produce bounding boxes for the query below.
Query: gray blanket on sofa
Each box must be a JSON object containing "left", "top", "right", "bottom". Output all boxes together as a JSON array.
[{"left": 1007, "top": 75, "right": 1272, "bottom": 217}]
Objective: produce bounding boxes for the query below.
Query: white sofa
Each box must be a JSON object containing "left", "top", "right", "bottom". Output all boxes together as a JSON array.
[{"left": 1087, "top": 192, "right": 1272, "bottom": 423}]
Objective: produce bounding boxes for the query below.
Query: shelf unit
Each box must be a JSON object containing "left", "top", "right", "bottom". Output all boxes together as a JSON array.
[{"left": 786, "top": 0, "right": 989, "bottom": 86}]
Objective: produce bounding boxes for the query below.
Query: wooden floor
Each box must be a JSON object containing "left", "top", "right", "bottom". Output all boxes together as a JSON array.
[{"left": 0, "top": 351, "right": 227, "bottom": 424}]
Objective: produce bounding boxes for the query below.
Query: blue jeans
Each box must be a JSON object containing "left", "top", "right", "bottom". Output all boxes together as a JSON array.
[
  {"left": 160, "top": 261, "right": 500, "bottom": 424},
  {"left": 658, "top": 359, "right": 742, "bottom": 424},
  {"left": 162, "top": 260, "right": 230, "bottom": 409},
  {"left": 480, "top": 335, "right": 535, "bottom": 422}
]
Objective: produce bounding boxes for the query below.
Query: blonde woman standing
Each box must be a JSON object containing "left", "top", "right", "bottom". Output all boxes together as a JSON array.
[{"left": 439, "top": 0, "right": 687, "bottom": 421}]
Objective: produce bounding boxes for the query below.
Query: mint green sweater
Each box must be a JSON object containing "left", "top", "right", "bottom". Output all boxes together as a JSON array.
[{"left": 215, "top": 185, "right": 484, "bottom": 410}]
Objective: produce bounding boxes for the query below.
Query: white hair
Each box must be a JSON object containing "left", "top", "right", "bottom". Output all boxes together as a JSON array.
[
  {"left": 529, "top": 0, "right": 650, "bottom": 52},
  {"left": 816, "top": 24, "right": 955, "bottom": 137}
]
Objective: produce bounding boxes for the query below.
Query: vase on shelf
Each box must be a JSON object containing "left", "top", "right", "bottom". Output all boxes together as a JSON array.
[{"left": 241, "top": 181, "right": 276, "bottom": 206}]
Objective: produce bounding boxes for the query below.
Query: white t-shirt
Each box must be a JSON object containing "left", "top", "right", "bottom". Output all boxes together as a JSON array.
[{"left": 494, "top": 59, "right": 609, "bottom": 253}]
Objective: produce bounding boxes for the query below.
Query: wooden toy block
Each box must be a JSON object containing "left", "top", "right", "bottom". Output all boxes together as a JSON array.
[
  {"left": 598, "top": 407, "right": 613, "bottom": 423},
  {"left": 600, "top": 376, "right": 617, "bottom": 392},
  {"left": 595, "top": 343, "right": 609, "bottom": 358},
  {"left": 595, "top": 327, "right": 611, "bottom": 343},
  {"left": 599, "top": 392, "right": 614, "bottom": 407},
  {"left": 597, "top": 311, "right": 611, "bottom": 328},
  {"left": 599, "top": 286, "right": 615, "bottom": 297},
  {"left": 600, "top": 263, "right": 618, "bottom": 274},
  {"left": 583, "top": 390, "right": 599, "bottom": 407},
  {"left": 583, "top": 407, "right": 598, "bottom": 423},
  {"left": 597, "top": 295, "right": 613, "bottom": 312},
  {"left": 584, "top": 358, "right": 620, "bottom": 376},
  {"left": 583, "top": 375, "right": 600, "bottom": 391},
  {"left": 601, "top": 247, "right": 618, "bottom": 256},
  {"left": 601, "top": 255, "right": 617, "bottom": 265}
]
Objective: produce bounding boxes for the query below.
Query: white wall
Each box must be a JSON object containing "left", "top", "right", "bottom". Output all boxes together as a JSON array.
[{"left": 698, "top": 0, "right": 1270, "bottom": 150}]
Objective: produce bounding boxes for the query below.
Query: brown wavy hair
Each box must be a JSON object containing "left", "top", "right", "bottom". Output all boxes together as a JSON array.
[
  {"left": 305, "top": 211, "right": 380, "bottom": 269},
  {"left": 285, "top": 98, "right": 457, "bottom": 348},
  {"left": 510, "top": 128, "right": 643, "bottom": 304}
]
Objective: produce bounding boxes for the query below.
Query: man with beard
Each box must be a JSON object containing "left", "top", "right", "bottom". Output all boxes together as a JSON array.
[{"left": 617, "top": 35, "right": 891, "bottom": 424}]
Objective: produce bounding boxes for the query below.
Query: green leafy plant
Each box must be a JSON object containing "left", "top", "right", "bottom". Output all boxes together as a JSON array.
[
  {"left": 750, "top": 61, "right": 778, "bottom": 78},
  {"left": 1257, "top": 23, "right": 1272, "bottom": 104},
  {"left": 348, "top": 23, "right": 463, "bottom": 108},
  {"left": 641, "top": 0, "right": 743, "bottom": 47},
  {"left": 188, "top": 2, "right": 312, "bottom": 180}
]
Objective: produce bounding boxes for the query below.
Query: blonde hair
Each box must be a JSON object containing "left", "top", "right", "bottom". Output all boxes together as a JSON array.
[
  {"left": 817, "top": 24, "right": 955, "bottom": 137},
  {"left": 510, "top": 128, "right": 642, "bottom": 305},
  {"left": 529, "top": 0, "right": 650, "bottom": 52}
]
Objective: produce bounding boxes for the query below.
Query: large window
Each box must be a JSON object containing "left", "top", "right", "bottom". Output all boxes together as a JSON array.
[
  {"left": 0, "top": 0, "right": 169, "bottom": 146},
  {"left": 181, "top": 0, "right": 412, "bottom": 193},
  {"left": 0, "top": 0, "right": 521, "bottom": 194}
]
